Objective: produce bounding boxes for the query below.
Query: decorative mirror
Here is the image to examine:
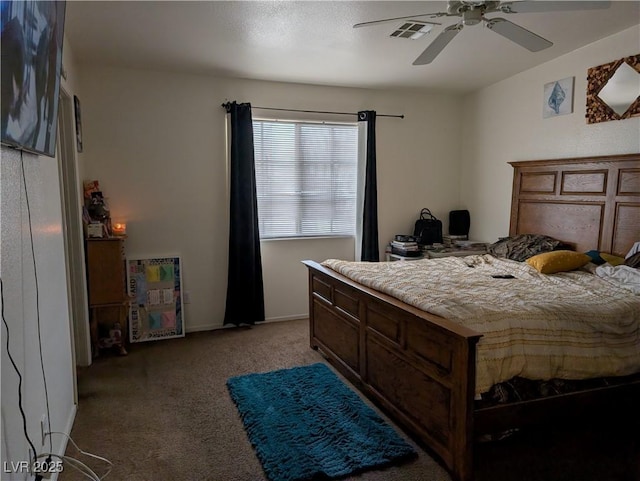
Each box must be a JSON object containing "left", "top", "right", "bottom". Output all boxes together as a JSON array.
[{"left": 586, "top": 54, "right": 640, "bottom": 124}]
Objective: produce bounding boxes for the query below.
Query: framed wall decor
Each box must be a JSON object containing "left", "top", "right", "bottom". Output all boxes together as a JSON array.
[
  {"left": 127, "top": 256, "right": 185, "bottom": 342},
  {"left": 73, "top": 95, "right": 83, "bottom": 152},
  {"left": 543, "top": 76, "right": 574, "bottom": 118},
  {"left": 586, "top": 54, "right": 640, "bottom": 124}
]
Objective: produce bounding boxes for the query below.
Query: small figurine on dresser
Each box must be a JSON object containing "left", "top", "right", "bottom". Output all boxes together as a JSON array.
[{"left": 83, "top": 180, "right": 113, "bottom": 237}]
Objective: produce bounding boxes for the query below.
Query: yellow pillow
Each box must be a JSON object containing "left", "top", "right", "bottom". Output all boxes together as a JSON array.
[
  {"left": 526, "top": 250, "right": 591, "bottom": 274},
  {"left": 600, "top": 253, "right": 625, "bottom": 266}
]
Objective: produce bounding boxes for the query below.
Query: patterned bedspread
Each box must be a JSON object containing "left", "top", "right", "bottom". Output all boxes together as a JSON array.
[{"left": 321, "top": 255, "right": 640, "bottom": 394}]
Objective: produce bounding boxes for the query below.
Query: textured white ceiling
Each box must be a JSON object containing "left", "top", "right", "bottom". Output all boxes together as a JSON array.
[{"left": 65, "top": 1, "right": 640, "bottom": 93}]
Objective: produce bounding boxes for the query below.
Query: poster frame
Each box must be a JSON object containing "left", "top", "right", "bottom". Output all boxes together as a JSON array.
[{"left": 126, "top": 255, "right": 185, "bottom": 343}]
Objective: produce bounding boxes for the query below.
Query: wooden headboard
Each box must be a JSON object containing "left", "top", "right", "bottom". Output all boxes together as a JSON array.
[{"left": 509, "top": 153, "right": 640, "bottom": 256}]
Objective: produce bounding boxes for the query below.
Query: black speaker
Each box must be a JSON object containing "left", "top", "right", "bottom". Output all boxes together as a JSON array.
[{"left": 449, "top": 210, "right": 470, "bottom": 236}]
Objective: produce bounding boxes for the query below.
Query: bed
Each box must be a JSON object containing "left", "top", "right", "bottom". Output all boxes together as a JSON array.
[{"left": 302, "top": 153, "right": 640, "bottom": 481}]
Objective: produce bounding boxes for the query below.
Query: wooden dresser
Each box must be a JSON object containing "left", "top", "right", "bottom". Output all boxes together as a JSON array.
[{"left": 86, "top": 237, "right": 129, "bottom": 356}]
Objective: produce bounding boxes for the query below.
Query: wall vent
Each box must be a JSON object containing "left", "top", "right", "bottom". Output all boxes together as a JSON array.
[{"left": 390, "top": 22, "right": 434, "bottom": 40}]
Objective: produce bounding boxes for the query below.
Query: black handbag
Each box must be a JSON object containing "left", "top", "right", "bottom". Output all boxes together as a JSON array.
[{"left": 413, "top": 208, "right": 443, "bottom": 246}]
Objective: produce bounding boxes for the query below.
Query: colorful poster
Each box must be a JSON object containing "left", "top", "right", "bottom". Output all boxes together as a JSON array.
[{"left": 127, "top": 256, "right": 184, "bottom": 343}]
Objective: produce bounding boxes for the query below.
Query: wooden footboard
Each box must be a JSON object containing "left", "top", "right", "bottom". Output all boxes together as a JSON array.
[{"left": 303, "top": 260, "right": 482, "bottom": 481}]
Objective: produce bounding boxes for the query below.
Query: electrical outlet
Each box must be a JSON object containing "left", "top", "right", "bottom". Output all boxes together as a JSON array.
[{"left": 40, "top": 414, "right": 48, "bottom": 446}]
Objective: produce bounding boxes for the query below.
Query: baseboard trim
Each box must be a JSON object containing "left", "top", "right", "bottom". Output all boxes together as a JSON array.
[
  {"left": 186, "top": 314, "right": 308, "bottom": 333},
  {"left": 264, "top": 314, "right": 308, "bottom": 323}
]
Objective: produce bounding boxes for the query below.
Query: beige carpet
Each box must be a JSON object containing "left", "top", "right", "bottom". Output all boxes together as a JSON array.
[{"left": 60, "top": 319, "right": 639, "bottom": 481}]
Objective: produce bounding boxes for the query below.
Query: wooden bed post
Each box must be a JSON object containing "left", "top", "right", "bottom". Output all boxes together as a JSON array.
[
  {"left": 308, "top": 267, "right": 319, "bottom": 351},
  {"left": 450, "top": 336, "right": 479, "bottom": 481}
]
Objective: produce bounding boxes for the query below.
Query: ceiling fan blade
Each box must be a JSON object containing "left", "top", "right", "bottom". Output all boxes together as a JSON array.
[
  {"left": 486, "top": 18, "right": 552, "bottom": 52},
  {"left": 500, "top": 1, "right": 611, "bottom": 14},
  {"left": 353, "top": 12, "right": 445, "bottom": 29},
  {"left": 413, "top": 24, "right": 463, "bottom": 65}
]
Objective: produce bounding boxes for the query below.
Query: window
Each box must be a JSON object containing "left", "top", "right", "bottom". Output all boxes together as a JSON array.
[{"left": 253, "top": 119, "right": 358, "bottom": 239}]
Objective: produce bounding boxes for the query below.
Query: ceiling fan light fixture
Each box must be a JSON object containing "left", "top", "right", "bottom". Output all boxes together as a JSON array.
[
  {"left": 390, "top": 21, "right": 434, "bottom": 40},
  {"left": 462, "top": 8, "right": 483, "bottom": 25}
]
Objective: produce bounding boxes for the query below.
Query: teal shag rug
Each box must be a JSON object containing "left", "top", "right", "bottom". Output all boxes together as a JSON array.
[{"left": 226, "top": 363, "right": 416, "bottom": 481}]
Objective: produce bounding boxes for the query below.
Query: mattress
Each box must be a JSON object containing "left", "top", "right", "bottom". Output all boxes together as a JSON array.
[{"left": 322, "top": 255, "right": 640, "bottom": 394}]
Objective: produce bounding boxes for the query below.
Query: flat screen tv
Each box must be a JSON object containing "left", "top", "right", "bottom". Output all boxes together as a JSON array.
[{"left": 1, "top": 0, "right": 66, "bottom": 158}]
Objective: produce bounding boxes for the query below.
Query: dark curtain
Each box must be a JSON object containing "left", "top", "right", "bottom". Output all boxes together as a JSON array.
[
  {"left": 359, "top": 110, "right": 379, "bottom": 261},
  {"left": 223, "top": 101, "right": 265, "bottom": 326}
]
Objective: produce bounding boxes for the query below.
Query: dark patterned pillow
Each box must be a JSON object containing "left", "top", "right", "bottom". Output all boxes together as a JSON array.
[
  {"left": 624, "top": 252, "right": 640, "bottom": 269},
  {"left": 488, "top": 234, "right": 567, "bottom": 262}
]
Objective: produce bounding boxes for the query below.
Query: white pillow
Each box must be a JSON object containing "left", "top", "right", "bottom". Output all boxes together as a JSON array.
[{"left": 595, "top": 264, "right": 640, "bottom": 294}]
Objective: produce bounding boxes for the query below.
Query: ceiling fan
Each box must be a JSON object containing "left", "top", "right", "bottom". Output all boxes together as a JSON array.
[{"left": 354, "top": 1, "right": 611, "bottom": 65}]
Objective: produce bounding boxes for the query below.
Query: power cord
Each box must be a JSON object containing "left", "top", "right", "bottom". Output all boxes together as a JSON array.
[
  {"left": 44, "top": 431, "right": 113, "bottom": 480},
  {"left": 21, "top": 150, "right": 54, "bottom": 453},
  {"left": 33, "top": 452, "right": 101, "bottom": 481},
  {"left": 1, "top": 277, "right": 38, "bottom": 464}
]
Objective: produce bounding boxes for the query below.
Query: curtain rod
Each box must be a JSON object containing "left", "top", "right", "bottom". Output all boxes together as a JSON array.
[{"left": 221, "top": 102, "right": 404, "bottom": 119}]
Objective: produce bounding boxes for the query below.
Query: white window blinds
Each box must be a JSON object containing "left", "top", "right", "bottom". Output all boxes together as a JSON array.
[{"left": 253, "top": 119, "right": 358, "bottom": 239}]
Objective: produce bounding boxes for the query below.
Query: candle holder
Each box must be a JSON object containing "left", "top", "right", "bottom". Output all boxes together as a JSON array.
[{"left": 112, "top": 222, "right": 127, "bottom": 236}]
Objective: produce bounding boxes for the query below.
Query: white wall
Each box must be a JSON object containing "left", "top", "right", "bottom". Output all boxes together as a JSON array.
[
  {"left": 1, "top": 36, "right": 81, "bottom": 480},
  {"left": 78, "top": 66, "right": 463, "bottom": 330},
  {"left": 460, "top": 26, "right": 640, "bottom": 243}
]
